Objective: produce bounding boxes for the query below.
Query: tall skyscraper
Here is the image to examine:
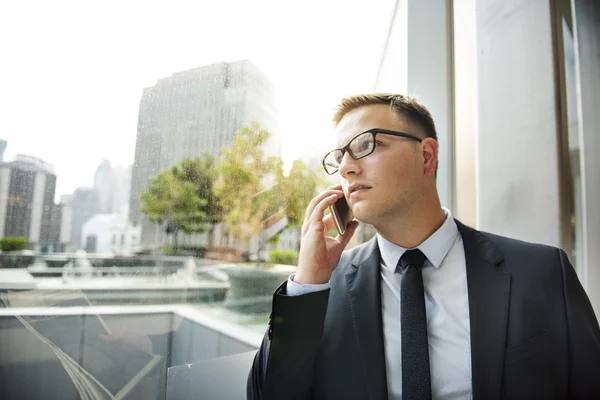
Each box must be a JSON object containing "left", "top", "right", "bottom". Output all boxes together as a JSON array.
[
  {"left": 129, "top": 59, "right": 279, "bottom": 250},
  {"left": 69, "top": 187, "right": 96, "bottom": 250},
  {"left": 0, "top": 155, "right": 58, "bottom": 251},
  {"left": 93, "top": 160, "right": 113, "bottom": 214}
]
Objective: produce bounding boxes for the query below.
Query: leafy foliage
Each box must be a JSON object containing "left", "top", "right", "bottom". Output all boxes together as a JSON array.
[
  {"left": 268, "top": 249, "right": 298, "bottom": 265},
  {"left": 214, "top": 122, "right": 281, "bottom": 246},
  {"left": 0, "top": 237, "right": 29, "bottom": 252},
  {"left": 276, "top": 160, "right": 321, "bottom": 227},
  {"left": 140, "top": 154, "right": 221, "bottom": 245}
]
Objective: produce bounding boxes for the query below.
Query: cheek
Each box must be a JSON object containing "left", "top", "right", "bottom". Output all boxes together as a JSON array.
[{"left": 365, "top": 154, "right": 412, "bottom": 194}]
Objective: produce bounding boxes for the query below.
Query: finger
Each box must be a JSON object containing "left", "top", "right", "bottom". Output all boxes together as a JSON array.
[
  {"left": 307, "top": 188, "right": 342, "bottom": 214},
  {"left": 323, "top": 213, "right": 335, "bottom": 233},
  {"left": 304, "top": 190, "right": 343, "bottom": 225},
  {"left": 310, "top": 194, "right": 342, "bottom": 226},
  {"left": 324, "top": 183, "right": 342, "bottom": 191}
]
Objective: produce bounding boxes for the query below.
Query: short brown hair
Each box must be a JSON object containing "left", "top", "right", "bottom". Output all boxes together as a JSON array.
[{"left": 332, "top": 93, "right": 438, "bottom": 141}]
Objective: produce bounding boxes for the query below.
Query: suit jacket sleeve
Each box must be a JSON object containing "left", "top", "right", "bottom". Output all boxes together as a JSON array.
[
  {"left": 247, "top": 281, "right": 330, "bottom": 400},
  {"left": 559, "top": 249, "right": 600, "bottom": 397}
]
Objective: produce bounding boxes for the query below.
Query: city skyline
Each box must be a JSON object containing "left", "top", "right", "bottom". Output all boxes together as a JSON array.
[{"left": 0, "top": 0, "right": 394, "bottom": 199}]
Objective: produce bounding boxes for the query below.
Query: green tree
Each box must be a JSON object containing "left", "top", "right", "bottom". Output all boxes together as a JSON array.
[
  {"left": 140, "top": 154, "right": 221, "bottom": 251},
  {"left": 215, "top": 122, "right": 281, "bottom": 258},
  {"left": 268, "top": 160, "right": 322, "bottom": 250},
  {"left": 277, "top": 160, "right": 321, "bottom": 227},
  {"left": 171, "top": 155, "right": 223, "bottom": 227}
]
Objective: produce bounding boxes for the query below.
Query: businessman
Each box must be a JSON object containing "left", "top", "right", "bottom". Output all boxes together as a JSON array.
[{"left": 247, "top": 93, "right": 600, "bottom": 399}]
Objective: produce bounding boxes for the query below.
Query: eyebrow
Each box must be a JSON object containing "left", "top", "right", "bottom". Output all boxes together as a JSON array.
[{"left": 335, "top": 130, "right": 368, "bottom": 148}]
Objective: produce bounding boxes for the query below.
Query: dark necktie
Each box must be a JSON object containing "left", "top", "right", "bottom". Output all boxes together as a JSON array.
[{"left": 398, "top": 249, "right": 431, "bottom": 400}]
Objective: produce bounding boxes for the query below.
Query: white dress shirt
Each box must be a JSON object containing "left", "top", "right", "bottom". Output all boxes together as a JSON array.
[{"left": 287, "top": 208, "right": 472, "bottom": 399}]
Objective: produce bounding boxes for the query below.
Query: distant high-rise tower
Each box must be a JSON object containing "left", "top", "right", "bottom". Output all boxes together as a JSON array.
[
  {"left": 0, "top": 155, "right": 58, "bottom": 251},
  {"left": 93, "top": 160, "right": 113, "bottom": 214},
  {"left": 69, "top": 187, "right": 96, "bottom": 250},
  {"left": 93, "top": 160, "right": 131, "bottom": 217},
  {"left": 129, "top": 59, "right": 279, "bottom": 249}
]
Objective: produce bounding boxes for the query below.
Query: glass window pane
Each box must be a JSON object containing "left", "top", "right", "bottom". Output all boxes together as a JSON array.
[{"left": 0, "top": 1, "right": 400, "bottom": 398}]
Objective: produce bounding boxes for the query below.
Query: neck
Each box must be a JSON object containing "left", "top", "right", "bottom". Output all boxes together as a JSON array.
[{"left": 374, "top": 195, "right": 446, "bottom": 249}]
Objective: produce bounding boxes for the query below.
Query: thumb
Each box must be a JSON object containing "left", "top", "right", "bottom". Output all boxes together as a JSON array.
[{"left": 339, "top": 220, "right": 359, "bottom": 247}]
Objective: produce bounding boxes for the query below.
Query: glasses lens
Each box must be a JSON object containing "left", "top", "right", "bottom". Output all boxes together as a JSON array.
[
  {"left": 323, "top": 150, "right": 343, "bottom": 174},
  {"left": 348, "top": 132, "right": 374, "bottom": 158}
]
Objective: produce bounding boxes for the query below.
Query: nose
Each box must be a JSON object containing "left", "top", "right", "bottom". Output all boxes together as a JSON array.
[{"left": 339, "top": 151, "right": 361, "bottom": 178}]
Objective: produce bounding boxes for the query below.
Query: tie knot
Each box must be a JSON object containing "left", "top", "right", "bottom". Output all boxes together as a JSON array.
[{"left": 397, "top": 249, "right": 427, "bottom": 272}]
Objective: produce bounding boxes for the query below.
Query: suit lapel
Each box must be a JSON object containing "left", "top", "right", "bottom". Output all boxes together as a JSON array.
[
  {"left": 456, "top": 220, "right": 510, "bottom": 400},
  {"left": 345, "top": 237, "right": 388, "bottom": 400}
]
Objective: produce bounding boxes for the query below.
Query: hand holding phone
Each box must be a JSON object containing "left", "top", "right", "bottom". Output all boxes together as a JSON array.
[{"left": 295, "top": 186, "right": 358, "bottom": 285}]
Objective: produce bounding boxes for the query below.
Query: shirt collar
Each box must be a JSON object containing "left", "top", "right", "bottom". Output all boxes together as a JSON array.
[{"left": 376, "top": 207, "right": 459, "bottom": 271}]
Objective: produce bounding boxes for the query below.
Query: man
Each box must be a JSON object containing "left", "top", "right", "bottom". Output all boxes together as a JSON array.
[{"left": 247, "top": 94, "right": 600, "bottom": 399}]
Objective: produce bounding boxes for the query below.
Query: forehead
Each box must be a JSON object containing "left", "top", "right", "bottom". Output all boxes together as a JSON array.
[{"left": 334, "top": 104, "right": 413, "bottom": 147}]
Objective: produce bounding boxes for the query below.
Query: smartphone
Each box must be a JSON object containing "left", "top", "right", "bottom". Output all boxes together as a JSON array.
[{"left": 329, "top": 195, "right": 353, "bottom": 235}]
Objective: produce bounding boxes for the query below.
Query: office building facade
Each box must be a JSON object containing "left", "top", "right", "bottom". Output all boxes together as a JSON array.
[
  {"left": 129, "top": 59, "right": 279, "bottom": 249},
  {"left": 0, "top": 155, "right": 58, "bottom": 251}
]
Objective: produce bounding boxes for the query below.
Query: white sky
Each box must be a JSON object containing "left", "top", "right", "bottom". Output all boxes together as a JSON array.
[{"left": 0, "top": 0, "right": 395, "bottom": 198}]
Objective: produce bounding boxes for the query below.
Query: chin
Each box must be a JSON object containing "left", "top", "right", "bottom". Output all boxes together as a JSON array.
[{"left": 350, "top": 204, "right": 374, "bottom": 225}]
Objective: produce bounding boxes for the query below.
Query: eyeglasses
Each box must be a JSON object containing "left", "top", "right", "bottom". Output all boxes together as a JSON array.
[{"left": 321, "top": 128, "right": 424, "bottom": 175}]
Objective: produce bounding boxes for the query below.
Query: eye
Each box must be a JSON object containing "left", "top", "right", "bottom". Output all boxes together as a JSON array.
[{"left": 358, "top": 140, "right": 371, "bottom": 151}]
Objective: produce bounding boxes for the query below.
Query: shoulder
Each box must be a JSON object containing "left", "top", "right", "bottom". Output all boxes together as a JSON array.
[
  {"left": 481, "top": 230, "right": 560, "bottom": 255},
  {"left": 472, "top": 229, "right": 567, "bottom": 281},
  {"left": 479, "top": 230, "right": 563, "bottom": 259},
  {"left": 456, "top": 219, "right": 570, "bottom": 282}
]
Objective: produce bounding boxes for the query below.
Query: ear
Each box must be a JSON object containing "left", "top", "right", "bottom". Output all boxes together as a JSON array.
[{"left": 421, "top": 138, "right": 438, "bottom": 177}]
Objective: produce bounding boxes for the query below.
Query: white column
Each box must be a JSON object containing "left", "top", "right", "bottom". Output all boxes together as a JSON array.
[{"left": 475, "top": 0, "right": 562, "bottom": 247}]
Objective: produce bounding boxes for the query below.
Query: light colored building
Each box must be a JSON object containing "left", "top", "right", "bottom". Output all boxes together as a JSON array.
[
  {"left": 93, "top": 160, "right": 131, "bottom": 217},
  {"left": 60, "top": 162, "right": 132, "bottom": 251},
  {"left": 110, "top": 165, "right": 131, "bottom": 217},
  {"left": 81, "top": 213, "right": 141, "bottom": 254},
  {"left": 129, "top": 59, "right": 279, "bottom": 250}
]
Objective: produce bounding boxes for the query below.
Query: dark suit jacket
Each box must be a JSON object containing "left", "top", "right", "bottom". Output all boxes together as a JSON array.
[{"left": 248, "top": 220, "right": 600, "bottom": 399}]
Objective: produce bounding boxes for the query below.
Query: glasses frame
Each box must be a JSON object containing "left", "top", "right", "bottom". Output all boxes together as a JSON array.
[{"left": 321, "top": 128, "right": 424, "bottom": 175}]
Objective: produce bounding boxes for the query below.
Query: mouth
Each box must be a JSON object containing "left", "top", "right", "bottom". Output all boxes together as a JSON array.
[{"left": 348, "top": 185, "right": 372, "bottom": 196}]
